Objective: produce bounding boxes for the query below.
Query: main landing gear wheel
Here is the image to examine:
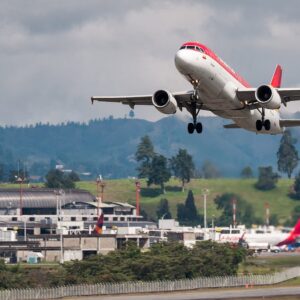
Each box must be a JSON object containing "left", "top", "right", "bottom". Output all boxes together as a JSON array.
[
  {"left": 187, "top": 122, "right": 203, "bottom": 134},
  {"left": 256, "top": 119, "right": 271, "bottom": 131},
  {"left": 256, "top": 107, "right": 271, "bottom": 131}
]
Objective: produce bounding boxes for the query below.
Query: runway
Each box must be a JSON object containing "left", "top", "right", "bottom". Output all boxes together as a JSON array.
[{"left": 64, "top": 286, "right": 300, "bottom": 300}]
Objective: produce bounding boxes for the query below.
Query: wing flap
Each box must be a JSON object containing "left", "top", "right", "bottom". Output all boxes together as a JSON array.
[{"left": 223, "top": 123, "right": 241, "bottom": 129}]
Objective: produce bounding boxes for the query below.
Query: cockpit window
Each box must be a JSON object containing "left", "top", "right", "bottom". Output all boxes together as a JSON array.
[
  {"left": 180, "top": 45, "right": 205, "bottom": 53},
  {"left": 196, "top": 46, "right": 204, "bottom": 53}
]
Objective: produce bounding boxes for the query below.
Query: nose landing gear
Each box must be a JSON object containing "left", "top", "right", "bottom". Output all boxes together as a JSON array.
[
  {"left": 187, "top": 94, "right": 203, "bottom": 134},
  {"left": 256, "top": 108, "right": 271, "bottom": 131}
]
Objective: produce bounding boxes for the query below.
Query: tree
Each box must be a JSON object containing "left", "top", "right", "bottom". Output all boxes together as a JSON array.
[
  {"left": 214, "top": 193, "right": 258, "bottom": 227},
  {"left": 277, "top": 130, "right": 299, "bottom": 178},
  {"left": 255, "top": 166, "right": 279, "bottom": 191},
  {"left": 241, "top": 166, "right": 253, "bottom": 179},
  {"left": 68, "top": 171, "right": 80, "bottom": 182},
  {"left": 290, "top": 171, "right": 300, "bottom": 199},
  {"left": 156, "top": 198, "right": 172, "bottom": 219},
  {"left": 202, "top": 160, "right": 220, "bottom": 179},
  {"left": 135, "top": 135, "right": 155, "bottom": 178},
  {"left": 177, "top": 190, "right": 202, "bottom": 226},
  {"left": 269, "top": 214, "right": 279, "bottom": 226},
  {"left": 170, "top": 149, "right": 195, "bottom": 192},
  {"left": 147, "top": 154, "right": 171, "bottom": 193},
  {"left": 8, "top": 169, "right": 29, "bottom": 183},
  {"left": 45, "top": 169, "right": 75, "bottom": 189}
]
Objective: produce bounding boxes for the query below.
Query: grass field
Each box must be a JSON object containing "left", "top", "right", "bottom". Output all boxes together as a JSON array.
[
  {"left": 77, "top": 178, "right": 299, "bottom": 223},
  {"left": 1, "top": 178, "right": 299, "bottom": 223}
]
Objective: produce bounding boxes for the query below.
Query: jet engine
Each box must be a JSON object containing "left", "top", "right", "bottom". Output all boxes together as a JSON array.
[
  {"left": 255, "top": 85, "right": 281, "bottom": 109},
  {"left": 152, "top": 90, "right": 178, "bottom": 114}
]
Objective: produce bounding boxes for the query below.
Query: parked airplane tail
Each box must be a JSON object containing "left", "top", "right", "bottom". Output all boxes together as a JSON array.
[
  {"left": 93, "top": 213, "right": 104, "bottom": 235},
  {"left": 270, "top": 64, "right": 282, "bottom": 88},
  {"left": 277, "top": 218, "right": 300, "bottom": 246}
]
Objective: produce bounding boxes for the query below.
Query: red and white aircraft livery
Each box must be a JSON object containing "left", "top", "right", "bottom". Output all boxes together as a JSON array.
[
  {"left": 245, "top": 219, "right": 300, "bottom": 247},
  {"left": 91, "top": 42, "right": 300, "bottom": 134}
]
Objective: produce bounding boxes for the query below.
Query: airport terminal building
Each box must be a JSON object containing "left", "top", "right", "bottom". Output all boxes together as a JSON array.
[
  {"left": 0, "top": 188, "right": 153, "bottom": 262},
  {"left": 0, "top": 188, "right": 144, "bottom": 225}
]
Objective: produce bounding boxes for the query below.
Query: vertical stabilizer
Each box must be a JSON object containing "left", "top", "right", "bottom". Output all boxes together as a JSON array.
[
  {"left": 270, "top": 65, "right": 282, "bottom": 88},
  {"left": 277, "top": 218, "right": 300, "bottom": 246},
  {"left": 93, "top": 213, "right": 104, "bottom": 235}
]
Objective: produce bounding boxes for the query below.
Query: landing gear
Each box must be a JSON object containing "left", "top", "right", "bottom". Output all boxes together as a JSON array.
[
  {"left": 256, "top": 108, "right": 271, "bottom": 131},
  {"left": 187, "top": 93, "right": 203, "bottom": 134},
  {"left": 187, "top": 122, "right": 202, "bottom": 134}
]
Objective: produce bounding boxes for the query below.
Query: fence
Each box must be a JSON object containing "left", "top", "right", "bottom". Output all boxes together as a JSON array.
[{"left": 0, "top": 266, "right": 299, "bottom": 300}]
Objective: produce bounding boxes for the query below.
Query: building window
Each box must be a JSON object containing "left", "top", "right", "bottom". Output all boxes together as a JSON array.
[
  {"left": 120, "top": 217, "right": 125, "bottom": 221},
  {"left": 113, "top": 217, "right": 118, "bottom": 221},
  {"left": 12, "top": 217, "right": 17, "bottom": 221},
  {"left": 71, "top": 217, "right": 76, "bottom": 221},
  {"left": 104, "top": 217, "right": 109, "bottom": 221},
  {"left": 93, "top": 217, "right": 98, "bottom": 221},
  {"left": 82, "top": 217, "right": 87, "bottom": 221},
  {"left": 29, "top": 217, "right": 35, "bottom": 222}
]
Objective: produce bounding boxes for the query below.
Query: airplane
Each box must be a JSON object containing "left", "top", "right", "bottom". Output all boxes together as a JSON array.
[
  {"left": 216, "top": 219, "right": 300, "bottom": 249},
  {"left": 91, "top": 41, "right": 300, "bottom": 135},
  {"left": 244, "top": 219, "right": 300, "bottom": 248}
]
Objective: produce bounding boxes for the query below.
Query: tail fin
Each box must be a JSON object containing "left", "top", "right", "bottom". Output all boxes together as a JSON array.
[
  {"left": 277, "top": 219, "right": 300, "bottom": 246},
  {"left": 270, "top": 64, "right": 282, "bottom": 88},
  {"left": 93, "top": 213, "right": 104, "bottom": 235}
]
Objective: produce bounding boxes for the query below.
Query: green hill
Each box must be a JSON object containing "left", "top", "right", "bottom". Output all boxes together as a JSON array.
[{"left": 76, "top": 178, "right": 299, "bottom": 225}]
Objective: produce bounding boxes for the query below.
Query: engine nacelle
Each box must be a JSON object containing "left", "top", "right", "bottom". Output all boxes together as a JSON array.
[
  {"left": 152, "top": 90, "right": 177, "bottom": 114},
  {"left": 255, "top": 85, "right": 281, "bottom": 109}
]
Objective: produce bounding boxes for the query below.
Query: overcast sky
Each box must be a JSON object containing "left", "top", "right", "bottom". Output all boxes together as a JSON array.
[{"left": 1, "top": 0, "right": 300, "bottom": 125}]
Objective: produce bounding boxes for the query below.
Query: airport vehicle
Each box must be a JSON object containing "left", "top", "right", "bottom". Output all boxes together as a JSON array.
[{"left": 91, "top": 42, "right": 300, "bottom": 134}]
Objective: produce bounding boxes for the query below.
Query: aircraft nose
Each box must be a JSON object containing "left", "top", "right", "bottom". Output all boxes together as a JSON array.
[{"left": 174, "top": 50, "right": 189, "bottom": 71}]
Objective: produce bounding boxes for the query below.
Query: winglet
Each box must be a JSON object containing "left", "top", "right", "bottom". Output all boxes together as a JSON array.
[{"left": 270, "top": 64, "right": 282, "bottom": 88}]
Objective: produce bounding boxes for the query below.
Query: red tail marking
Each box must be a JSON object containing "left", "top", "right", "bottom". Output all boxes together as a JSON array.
[
  {"left": 93, "top": 213, "right": 104, "bottom": 235},
  {"left": 277, "top": 219, "right": 300, "bottom": 246},
  {"left": 270, "top": 65, "right": 282, "bottom": 88}
]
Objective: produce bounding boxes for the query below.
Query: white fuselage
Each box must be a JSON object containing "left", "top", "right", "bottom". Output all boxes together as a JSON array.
[{"left": 174, "top": 48, "right": 283, "bottom": 134}]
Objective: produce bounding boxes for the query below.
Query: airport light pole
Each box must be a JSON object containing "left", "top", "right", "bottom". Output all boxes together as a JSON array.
[
  {"left": 96, "top": 176, "right": 101, "bottom": 216},
  {"left": 16, "top": 177, "right": 23, "bottom": 217},
  {"left": 202, "top": 188, "right": 209, "bottom": 229},
  {"left": 232, "top": 198, "right": 237, "bottom": 228},
  {"left": 265, "top": 202, "right": 270, "bottom": 227},
  {"left": 55, "top": 189, "right": 64, "bottom": 264},
  {"left": 135, "top": 180, "right": 141, "bottom": 216}
]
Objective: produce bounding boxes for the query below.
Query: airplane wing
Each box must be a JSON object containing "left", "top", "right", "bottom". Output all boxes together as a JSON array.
[
  {"left": 91, "top": 91, "right": 211, "bottom": 110},
  {"left": 280, "top": 120, "right": 300, "bottom": 127},
  {"left": 236, "top": 88, "right": 300, "bottom": 105}
]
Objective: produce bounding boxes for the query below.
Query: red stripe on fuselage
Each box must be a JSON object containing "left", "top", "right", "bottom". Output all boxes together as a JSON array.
[{"left": 182, "top": 42, "right": 251, "bottom": 88}]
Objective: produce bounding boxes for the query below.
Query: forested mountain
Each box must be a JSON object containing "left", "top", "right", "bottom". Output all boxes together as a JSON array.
[{"left": 0, "top": 115, "right": 295, "bottom": 180}]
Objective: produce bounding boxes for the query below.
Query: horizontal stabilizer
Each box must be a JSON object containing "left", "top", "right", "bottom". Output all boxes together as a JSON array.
[
  {"left": 280, "top": 119, "right": 300, "bottom": 127},
  {"left": 224, "top": 123, "right": 240, "bottom": 129}
]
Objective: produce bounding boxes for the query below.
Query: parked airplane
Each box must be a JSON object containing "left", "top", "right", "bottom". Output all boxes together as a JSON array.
[
  {"left": 215, "top": 219, "right": 300, "bottom": 249},
  {"left": 91, "top": 41, "right": 300, "bottom": 134},
  {"left": 245, "top": 219, "right": 300, "bottom": 247}
]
